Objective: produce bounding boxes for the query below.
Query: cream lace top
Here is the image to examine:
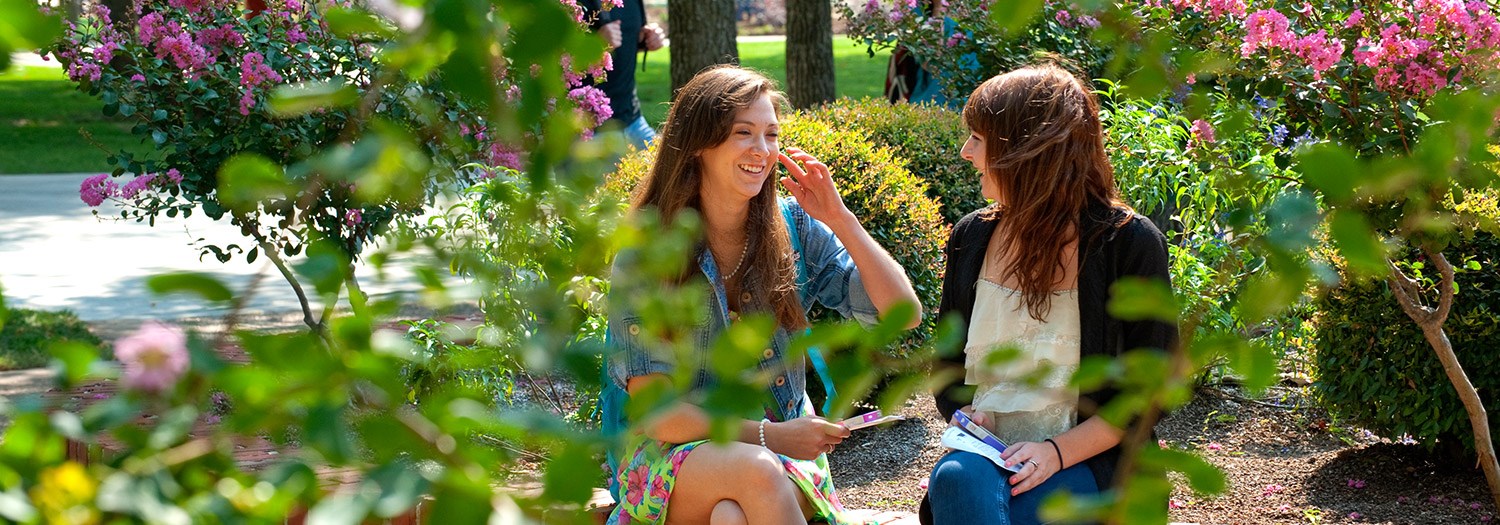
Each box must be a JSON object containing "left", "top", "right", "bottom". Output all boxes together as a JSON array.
[{"left": 963, "top": 261, "right": 1081, "bottom": 445}]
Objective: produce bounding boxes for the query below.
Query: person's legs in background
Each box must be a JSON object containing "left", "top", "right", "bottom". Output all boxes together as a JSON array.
[{"left": 622, "top": 115, "right": 656, "bottom": 150}]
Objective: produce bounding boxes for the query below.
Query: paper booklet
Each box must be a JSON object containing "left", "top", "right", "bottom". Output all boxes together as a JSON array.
[
  {"left": 839, "top": 410, "right": 907, "bottom": 431},
  {"left": 942, "top": 411, "right": 1023, "bottom": 473}
]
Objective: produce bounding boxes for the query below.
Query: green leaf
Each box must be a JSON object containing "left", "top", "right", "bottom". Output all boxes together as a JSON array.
[
  {"left": 324, "top": 7, "right": 397, "bottom": 39},
  {"left": 293, "top": 239, "right": 350, "bottom": 295},
  {"left": 542, "top": 441, "right": 597, "bottom": 504},
  {"left": 0, "top": 0, "right": 62, "bottom": 69},
  {"left": 217, "top": 154, "right": 291, "bottom": 212},
  {"left": 147, "top": 406, "right": 198, "bottom": 449},
  {"left": 47, "top": 341, "right": 99, "bottom": 388},
  {"left": 1107, "top": 277, "right": 1178, "bottom": 323},
  {"left": 1328, "top": 210, "right": 1389, "bottom": 277},
  {"left": 988, "top": 0, "right": 1045, "bottom": 33},
  {"left": 1298, "top": 144, "right": 1359, "bottom": 203},
  {"left": 146, "top": 272, "right": 234, "bottom": 302},
  {"left": 1466, "top": 260, "right": 1482, "bottom": 271},
  {"left": 367, "top": 462, "right": 429, "bottom": 518},
  {"left": 269, "top": 81, "right": 359, "bottom": 117},
  {"left": 1145, "top": 447, "right": 1227, "bottom": 495},
  {"left": 306, "top": 493, "right": 373, "bottom": 525},
  {"left": 1234, "top": 271, "right": 1307, "bottom": 325}
]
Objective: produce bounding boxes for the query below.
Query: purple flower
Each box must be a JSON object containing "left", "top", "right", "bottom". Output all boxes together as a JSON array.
[
  {"left": 1269, "top": 124, "right": 1289, "bottom": 146},
  {"left": 344, "top": 209, "right": 362, "bottom": 227},
  {"left": 1349, "top": 512, "right": 1362, "bottom": 520},
  {"left": 568, "top": 86, "right": 613, "bottom": 128},
  {"left": 165, "top": 169, "right": 183, "bottom": 184},
  {"left": 79, "top": 173, "right": 117, "bottom": 207},
  {"left": 130, "top": 74, "right": 146, "bottom": 82},
  {"left": 114, "top": 322, "right": 190, "bottom": 394},
  {"left": 1347, "top": 478, "right": 1366, "bottom": 489}
]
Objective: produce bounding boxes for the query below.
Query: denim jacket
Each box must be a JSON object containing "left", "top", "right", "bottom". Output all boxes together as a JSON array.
[{"left": 606, "top": 199, "right": 880, "bottom": 421}]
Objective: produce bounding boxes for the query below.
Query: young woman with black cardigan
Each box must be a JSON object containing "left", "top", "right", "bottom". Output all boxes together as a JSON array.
[{"left": 921, "top": 64, "right": 1178, "bottom": 525}]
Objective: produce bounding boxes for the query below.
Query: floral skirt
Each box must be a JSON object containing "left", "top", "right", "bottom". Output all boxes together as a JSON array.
[{"left": 609, "top": 436, "right": 861, "bottom": 525}]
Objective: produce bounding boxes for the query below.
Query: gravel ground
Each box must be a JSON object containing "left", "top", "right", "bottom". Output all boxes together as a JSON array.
[{"left": 830, "top": 387, "right": 1499, "bottom": 524}]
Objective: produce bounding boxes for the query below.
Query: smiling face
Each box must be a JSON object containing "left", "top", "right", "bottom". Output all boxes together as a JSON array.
[
  {"left": 960, "top": 131, "right": 1001, "bottom": 203},
  {"left": 698, "top": 92, "right": 780, "bottom": 206}
]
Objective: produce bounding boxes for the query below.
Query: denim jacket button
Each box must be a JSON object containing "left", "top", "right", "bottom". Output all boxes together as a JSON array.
[
  {"left": 786, "top": 399, "right": 796, "bottom": 411},
  {"left": 762, "top": 348, "right": 774, "bottom": 359},
  {"left": 628, "top": 324, "right": 640, "bottom": 336},
  {"left": 775, "top": 376, "right": 786, "bottom": 387}
]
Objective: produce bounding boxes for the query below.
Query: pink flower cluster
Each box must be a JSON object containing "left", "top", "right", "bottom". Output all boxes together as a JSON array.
[
  {"left": 568, "top": 85, "right": 613, "bottom": 135},
  {"left": 139, "top": 12, "right": 216, "bottom": 73},
  {"left": 238, "top": 52, "right": 284, "bottom": 115},
  {"left": 344, "top": 209, "right": 362, "bottom": 227},
  {"left": 77, "top": 170, "right": 183, "bottom": 207},
  {"left": 1172, "top": 0, "right": 1246, "bottom": 20},
  {"left": 115, "top": 321, "right": 190, "bottom": 394},
  {"left": 1190, "top": 119, "right": 1215, "bottom": 145},
  {"left": 196, "top": 24, "right": 246, "bottom": 54},
  {"left": 1240, "top": 9, "right": 1293, "bottom": 57}
]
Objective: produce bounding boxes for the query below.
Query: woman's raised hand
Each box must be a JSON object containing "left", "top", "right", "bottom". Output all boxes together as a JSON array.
[
  {"left": 778, "top": 147, "right": 851, "bottom": 225},
  {"left": 766, "top": 416, "right": 851, "bottom": 461}
]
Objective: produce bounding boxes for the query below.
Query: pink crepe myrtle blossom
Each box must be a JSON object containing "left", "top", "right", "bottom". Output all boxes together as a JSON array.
[
  {"left": 195, "top": 24, "right": 245, "bottom": 53},
  {"left": 1346, "top": 10, "right": 1365, "bottom": 28},
  {"left": 114, "top": 321, "right": 190, "bottom": 394},
  {"left": 130, "top": 74, "right": 146, "bottom": 82},
  {"left": 79, "top": 173, "right": 118, "bottom": 207},
  {"left": 1055, "top": 9, "right": 1072, "bottom": 26},
  {"left": 238, "top": 52, "right": 284, "bottom": 115},
  {"left": 165, "top": 169, "right": 183, "bottom": 184},
  {"left": 487, "top": 142, "right": 522, "bottom": 171},
  {"left": 1190, "top": 119, "right": 1216, "bottom": 145},
  {"left": 1293, "top": 31, "right": 1345, "bottom": 79},
  {"left": 344, "top": 208, "right": 362, "bottom": 227},
  {"left": 568, "top": 85, "right": 613, "bottom": 129},
  {"left": 1242, "top": 9, "right": 1294, "bottom": 57},
  {"left": 120, "top": 173, "right": 157, "bottom": 199}
]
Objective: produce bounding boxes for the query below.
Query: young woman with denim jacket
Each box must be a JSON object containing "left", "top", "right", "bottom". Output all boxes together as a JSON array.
[
  {"left": 604, "top": 65, "right": 922, "bottom": 525},
  {"left": 920, "top": 64, "right": 1178, "bottom": 525}
]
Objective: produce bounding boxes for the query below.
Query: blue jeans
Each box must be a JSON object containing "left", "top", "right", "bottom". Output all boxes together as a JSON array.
[
  {"left": 928, "top": 450, "right": 1099, "bottom": 525},
  {"left": 621, "top": 115, "right": 656, "bottom": 151}
]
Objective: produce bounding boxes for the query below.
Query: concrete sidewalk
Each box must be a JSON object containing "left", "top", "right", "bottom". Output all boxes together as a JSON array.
[{"left": 0, "top": 173, "right": 456, "bottom": 323}]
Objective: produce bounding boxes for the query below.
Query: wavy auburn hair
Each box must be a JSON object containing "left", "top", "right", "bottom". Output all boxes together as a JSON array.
[
  {"left": 963, "top": 63, "right": 1128, "bottom": 320},
  {"left": 630, "top": 65, "right": 806, "bottom": 331}
]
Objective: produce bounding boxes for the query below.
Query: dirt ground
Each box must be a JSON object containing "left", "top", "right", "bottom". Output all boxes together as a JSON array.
[{"left": 829, "top": 387, "right": 1498, "bottom": 524}]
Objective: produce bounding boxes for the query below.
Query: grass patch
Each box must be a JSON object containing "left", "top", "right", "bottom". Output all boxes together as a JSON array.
[
  {"left": 636, "top": 37, "right": 891, "bottom": 126},
  {"left": 0, "top": 65, "right": 142, "bottom": 174},
  {"left": 0, "top": 37, "right": 889, "bottom": 174},
  {"left": 0, "top": 307, "right": 104, "bottom": 370}
]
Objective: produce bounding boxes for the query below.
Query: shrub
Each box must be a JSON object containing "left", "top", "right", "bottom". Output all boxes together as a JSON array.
[
  {"left": 801, "top": 98, "right": 979, "bottom": 225},
  {"left": 0, "top": 307, "right": 103, "bottom": 370},
  {"left": 601, "top": 114, "right": 947, "bottom": 353},
  {"left": 1314, "top": 197, "right": 1500, "bottom": 456}
]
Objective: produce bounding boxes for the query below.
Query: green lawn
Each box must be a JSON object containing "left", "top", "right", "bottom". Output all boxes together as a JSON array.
[
  {"left": 0, "top": 66, "right": 141, "bottom": 174},
  {"left": 636, "top": 37, "right": 891, "bottom": 126},
  {"left": 0, "top": 37, "right": 889, "bottom": 174}
]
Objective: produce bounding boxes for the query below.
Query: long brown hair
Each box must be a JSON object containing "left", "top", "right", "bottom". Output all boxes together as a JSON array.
[
  {"left": 630, "top": 65, "right": 806, "bottom": 330},
  {"left": 963, "top": 63, "right": 1128, "bottom": 320}
]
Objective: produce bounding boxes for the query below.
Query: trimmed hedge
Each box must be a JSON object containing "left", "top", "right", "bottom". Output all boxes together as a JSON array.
[
  {"left": 801, "top": 98, "right": 981, "bottom": 225},
  {"left": 601, "top": 113, "right": 948, "bottom": 352},
  {"left": 1313, "top": 193, "right": 1500, "bottom": 456}
]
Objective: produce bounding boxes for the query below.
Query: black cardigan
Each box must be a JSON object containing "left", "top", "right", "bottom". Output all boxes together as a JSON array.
[{"left": 930, "top": 204, "right": 1178, "bottom": 493}]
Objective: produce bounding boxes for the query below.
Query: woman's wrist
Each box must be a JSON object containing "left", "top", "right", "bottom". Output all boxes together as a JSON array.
[{"left": 1044, "top": 437, "right": 1065, "bottom": 467}]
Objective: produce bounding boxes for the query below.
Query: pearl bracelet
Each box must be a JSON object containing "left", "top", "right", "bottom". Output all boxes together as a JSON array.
[{"left": 759, "top": 418, "right": 770, "bottom": 449}]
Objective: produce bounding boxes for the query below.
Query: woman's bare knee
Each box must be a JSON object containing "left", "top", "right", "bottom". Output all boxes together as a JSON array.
[{"left": 710, "top": 499, "right": 748, "bottom": 525}]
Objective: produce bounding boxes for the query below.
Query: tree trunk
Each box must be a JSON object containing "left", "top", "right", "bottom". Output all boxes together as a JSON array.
[
  {"left": 1387, "top": 249, "right": 1500, "bottom": 510},
  {"left": 666, "top": 0, "right": 738, "bottom": 95},
  {"left": 785, "top": 0, "right": 835, "bottom": 109}
]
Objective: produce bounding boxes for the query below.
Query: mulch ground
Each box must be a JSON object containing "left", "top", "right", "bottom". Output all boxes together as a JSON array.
[{"left": 829, "top": 387, "right": 1499, "bottom": 524}]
